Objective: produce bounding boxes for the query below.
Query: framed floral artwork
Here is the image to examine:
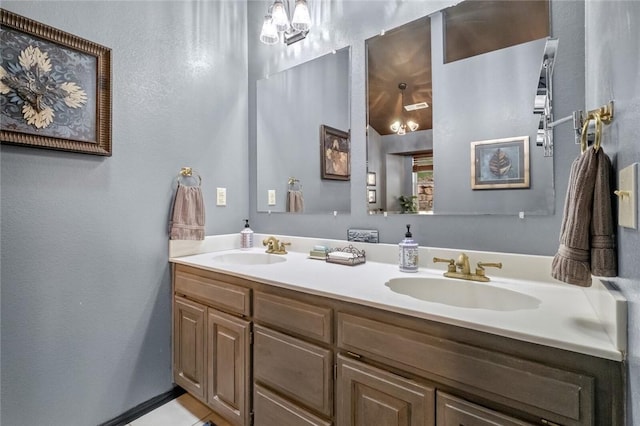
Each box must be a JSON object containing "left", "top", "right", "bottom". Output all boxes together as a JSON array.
[
  {"left": 0, "top": 9, "right": 112, "bottom": 156},
  {"left": 320, "top": 124, "right": 350, "bottom": 180},
  {"left": 470, "top": 136, "right": 530, "bottom": 189}
]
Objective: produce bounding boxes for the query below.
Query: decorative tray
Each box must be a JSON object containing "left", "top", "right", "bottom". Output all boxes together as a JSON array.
[{"left": 326, "top": 245, "right": 366, "bottom": 266}]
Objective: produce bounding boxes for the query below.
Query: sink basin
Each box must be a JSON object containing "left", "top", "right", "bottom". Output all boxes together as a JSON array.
[
  {"left": 212, "top": 252, "right": 287, "bottom": 265},
  {"left": 385, "top": 277, "right": 540, "bottom": 311}
]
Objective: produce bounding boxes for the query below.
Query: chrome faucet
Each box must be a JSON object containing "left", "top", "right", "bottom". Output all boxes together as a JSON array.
[
  {"left": 433, "top": 253, "right": 502, "bottom": 282},
  {"left": 263, "top": 236, "right": 290, "bottom": 254}
]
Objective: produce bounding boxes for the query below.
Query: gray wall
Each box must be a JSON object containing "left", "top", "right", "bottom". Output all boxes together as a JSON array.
[
  {"left": 249, "top": 0, "right": 582, "bottom": 256},
  {"left": 0, "top": 1, "right": 248, "bottom": 425},
  {"left": 432, "top": 21, "right": 554, "bottom": 216},
  {"left": 256, "top": 48, "right": 350, "bottom": 213},
  {"left": 585, "top": 2, "right": 640, "bottom": 424}
]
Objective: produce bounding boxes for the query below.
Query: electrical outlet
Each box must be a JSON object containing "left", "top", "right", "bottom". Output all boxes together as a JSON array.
[
  {"left": 216, "top": 187, "right": 227, "bottom": 206},
  {"left": 268, "top": 190, "right": 276, "bottom": 206}
]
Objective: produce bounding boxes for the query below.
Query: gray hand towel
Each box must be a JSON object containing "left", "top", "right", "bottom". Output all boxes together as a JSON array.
[
  {"left": 551, "top": 148, "right": 616, "bottom": 286},
  {"left": 169, "top": 183, "right": 205, "bottom": 240},
  {"left": 287, "top": 190, "right": 304, "bottom": 213}
]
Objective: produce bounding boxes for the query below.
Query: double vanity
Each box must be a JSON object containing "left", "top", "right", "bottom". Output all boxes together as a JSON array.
[{"left": 169, "top": 234, "right": 626, "bottom": 426}]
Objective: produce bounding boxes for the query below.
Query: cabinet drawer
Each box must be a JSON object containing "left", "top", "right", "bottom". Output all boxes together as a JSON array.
[
  {"left": 254, "top": 325, "right": 333, "bottom": 417},
  {"left": 254, "top": 384, "right": 332, "bottom": 426},
  {"left": 175, "top": 268, "right": 250, "bottom": 316},
  {"left": 254, "top": 291, "right": 332, "bottom": 344},
  {"left": 437, "top": 392, "right": 533, "bottom": 426},
  {"left": 337, "top": 313, "right": 594, "bottom": 426}
]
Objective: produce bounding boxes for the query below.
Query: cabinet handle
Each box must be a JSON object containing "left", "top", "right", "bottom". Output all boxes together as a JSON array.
[
  {"left": 346, "top": 351, "right": 362, "bottom": 359},
  {"left": 541, "top": 420, "right": 561, "bottom": 426}
]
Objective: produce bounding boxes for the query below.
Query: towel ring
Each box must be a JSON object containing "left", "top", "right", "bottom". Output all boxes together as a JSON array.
[
  {"left": 177, "top": 167, "right": 202, "bottom": 186},
  {"left": 580, "top": 112, "right": 603, "bottom": 153}
]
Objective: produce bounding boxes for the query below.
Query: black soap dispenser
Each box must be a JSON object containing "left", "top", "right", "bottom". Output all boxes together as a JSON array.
[{"left": 399, "top": 224, "right": 418, "bottom": 272}]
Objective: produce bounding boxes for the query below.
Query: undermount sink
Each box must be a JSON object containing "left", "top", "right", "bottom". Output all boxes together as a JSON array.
[
  {"left": 385, "top": 277, "right": 540, "bottom": 311},
  {"left": 212, "top": 252, "right": 287, "bottom": 265}
]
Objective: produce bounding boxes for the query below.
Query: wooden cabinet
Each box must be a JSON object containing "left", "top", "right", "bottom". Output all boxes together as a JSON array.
[
  {"left": 173, "top": 264, "right": 623, "bottom": 426},
  {"left": 336, "top": 355, "right": 435, "bottom": 426},
  {"left": 173, "top": 266, "right": 251, "bottom": 426},
  {"left": 254, "top": 384, "right": 332, "bottom": 426},
  {"left": 207, "top": 309, "right": 250, "bottom": 426},
  {"left": 253, "top": 290, "right": 334, "bottom": 424},
  {"left": 173, "top": 296, "right": 206, "bottom": 400},
  {"left": 337, "top": 312, "right": 595, "bottom": 426},
  {"left": 253, "top": 325, "right": 332, "bottom": 417},
  {"left": 436, "top": 392, "right": 534, "bottom": 426}
]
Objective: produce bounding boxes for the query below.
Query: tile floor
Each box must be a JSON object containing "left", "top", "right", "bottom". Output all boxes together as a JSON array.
[{"left": 127, "top": 393, "right": 231, "bottom": 426}]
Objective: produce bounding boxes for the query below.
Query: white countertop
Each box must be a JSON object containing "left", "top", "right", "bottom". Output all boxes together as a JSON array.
[{"left": 169, "top": 235, "right": 626, "bottom": 362}]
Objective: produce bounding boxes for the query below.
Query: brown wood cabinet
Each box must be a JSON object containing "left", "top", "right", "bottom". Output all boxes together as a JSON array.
[
  {"left": 254, "top": 384, "right": 332, "bottom": 426},
  {"left": 172, "top": 264, "right": 624, "bottom": 426},
  {"left": 207, "top": 309, "right": 250, "bottom": 426},
  {"left": 173, "top": 266, "right": 251, "bottom": 426},
  {"left": 174, "top": 296, "right": 206, "bottom": 400},
  {"left": 336, "top": 355, "right": 435, "bottom": 426},
  {"left": 436, "top": 392, "right": 534, "bottom": 426}
]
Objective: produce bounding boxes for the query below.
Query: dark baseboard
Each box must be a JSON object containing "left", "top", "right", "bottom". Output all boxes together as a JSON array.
[{"left": 98, "top": 386, "right": 186, "bottom": 426}]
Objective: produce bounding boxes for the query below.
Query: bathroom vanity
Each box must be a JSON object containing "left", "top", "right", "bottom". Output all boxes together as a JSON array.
[{"left": 170, "top": 237, "right": 626, "bottom": 426}]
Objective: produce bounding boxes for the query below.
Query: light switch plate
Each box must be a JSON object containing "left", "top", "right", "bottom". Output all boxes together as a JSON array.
[
  {"left": 216, "top": 187, "right": 227, "bottom": 206},
  {"left": 268, "top": 190, "right": 276, "bottom": 206},
  {"left": 618, "top": 163, "right": 637, "bottom": 229}
]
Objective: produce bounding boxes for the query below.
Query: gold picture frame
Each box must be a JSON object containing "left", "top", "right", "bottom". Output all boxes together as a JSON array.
[
  {"left": 1, "top": 9, "right": 112, "bottom": 156},
  {"left": 471, "top": 136, "right": 530, "bottom": 189}
]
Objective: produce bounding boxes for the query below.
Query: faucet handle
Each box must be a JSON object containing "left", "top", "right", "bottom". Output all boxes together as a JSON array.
[
  {"left": 475, "top": 261, "right": 502, "bottom": 277},
  {"left": 433, "top": 257, "right": 456, "bottom": 273},
  {"left": 279, "top": 241, "right": 291, "bottom": 253}
]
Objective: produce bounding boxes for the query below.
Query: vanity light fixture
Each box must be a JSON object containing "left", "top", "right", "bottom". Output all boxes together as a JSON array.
[
  {"left": 259, "top": 0, "right": 311, "bottom": 46},
  {"left": 390, "top": 83, "right": 420, "bottom": 135}
]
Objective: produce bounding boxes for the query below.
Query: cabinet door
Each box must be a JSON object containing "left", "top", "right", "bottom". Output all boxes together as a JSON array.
[
  {"left": 437, "top": 392, "right": 534, "bottom": 426},
  {"left": 207, "top": 308, "right": 251, "bottom": 426},
  {"left": 336, "top": 355, "right": 434, "bottom": 426},
  {"left": 174, "top": 296, "right": 206, "bottom": 400}
]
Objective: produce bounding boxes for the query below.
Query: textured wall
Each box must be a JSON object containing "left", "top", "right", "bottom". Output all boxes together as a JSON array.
[
  {"left": 256, "top": 48, "right": 350, "bottom": 213},
  {"left": 248, "top": 0, "right": 584, "bottom": 256},
  {"left": 585, "top": 2, "right": 640, "bottom": 424},
  {"left": 0, "top": 1, "right": 248, "bottom": 424}
]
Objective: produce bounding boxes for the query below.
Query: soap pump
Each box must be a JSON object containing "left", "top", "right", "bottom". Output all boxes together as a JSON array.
[
  {"left": 240, "top": 219, "right": 254, "bottom": 249},
  {"left": 399, "top": 224, "right": 418, "bottom": 273}
]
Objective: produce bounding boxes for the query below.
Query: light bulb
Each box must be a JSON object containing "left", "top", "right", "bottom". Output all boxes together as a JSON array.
[
  {"left": 390, "top": 120, "right": 401, "bottom": 133},
  {"left": 407, "top": 120, "right": 419, "bottom": 132}
]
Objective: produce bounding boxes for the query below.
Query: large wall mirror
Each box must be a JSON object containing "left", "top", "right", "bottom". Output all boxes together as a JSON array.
[
  {"left": 257, "top": 47, "right": 350, "bottom": 214},
  {"left": 366, "top": 0, "right": 556, "bottom": 215}
]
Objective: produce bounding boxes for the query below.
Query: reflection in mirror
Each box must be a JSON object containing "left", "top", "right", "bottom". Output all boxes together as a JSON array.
[
  {"left": 257, "top": 47, "right": 350, "bottom": 214},
  {"left": 366, "top": 0, "right": 554, "bottom": 216}
]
